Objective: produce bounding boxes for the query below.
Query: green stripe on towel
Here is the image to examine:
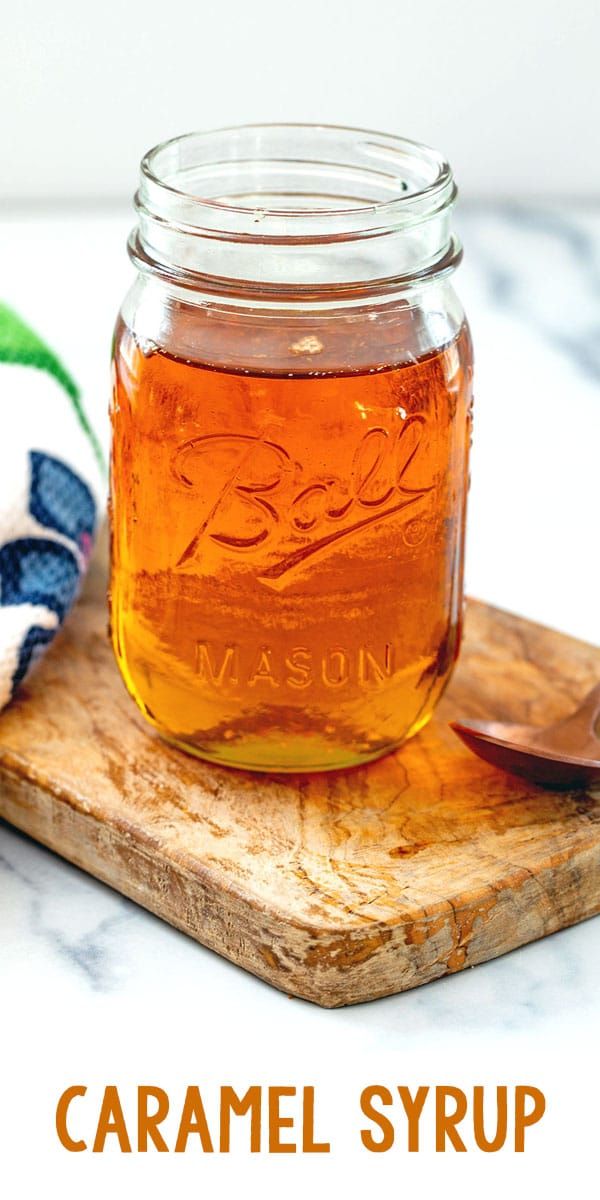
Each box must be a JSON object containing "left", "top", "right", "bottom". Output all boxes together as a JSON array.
[{"left": 0, "top": 302, "right": 105, "bottom": 472}]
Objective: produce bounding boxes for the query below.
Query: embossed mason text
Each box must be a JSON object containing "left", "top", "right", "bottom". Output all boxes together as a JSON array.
[{"left": 195, "top": 640, "right": 395, "bottom": 690}]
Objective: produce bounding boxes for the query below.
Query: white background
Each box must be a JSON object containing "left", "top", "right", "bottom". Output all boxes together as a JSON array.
[{"left": 3, "top": 0, "right": 599, "bottom": 203}]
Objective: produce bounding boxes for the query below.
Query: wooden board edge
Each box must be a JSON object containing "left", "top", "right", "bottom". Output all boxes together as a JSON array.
[
  {"left": 3, "top": 766, "right": 600, "bottom": 1008},
  {"left": 464, "top": 596, "right": 599, "bottom": 654}
]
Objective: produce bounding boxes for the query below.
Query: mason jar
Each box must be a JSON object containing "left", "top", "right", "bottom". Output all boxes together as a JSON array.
[{"left": 110, "top": 124, "right": 473, "bottom": 772}]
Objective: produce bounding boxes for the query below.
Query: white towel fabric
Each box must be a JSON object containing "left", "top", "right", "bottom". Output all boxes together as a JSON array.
[{"left": 0, "top": 304, "right": 104, "bottom": 709}]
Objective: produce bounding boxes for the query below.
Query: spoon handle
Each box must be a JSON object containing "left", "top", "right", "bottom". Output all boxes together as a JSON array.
[
  {"left": 537, "top": 680, "right": 600, "bottom": 757},
  {"left": 573, "top": 681, "right": 600, "bottom": 738}
]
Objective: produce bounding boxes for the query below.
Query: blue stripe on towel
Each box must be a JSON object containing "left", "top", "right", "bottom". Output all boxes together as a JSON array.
[
  {"left": 12, "top": 624, "right": 56, "bottom": 692},
  {"left": 0, "top": 538, "right": 80, "bottom": 621},
  {"left": 29, "top": 451, "right": 96, "bottom": 549}
]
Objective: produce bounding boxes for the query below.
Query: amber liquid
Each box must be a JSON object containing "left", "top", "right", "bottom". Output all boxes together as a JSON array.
[{"left": 111, "top": 309, "right": 472, "bottom": 771}]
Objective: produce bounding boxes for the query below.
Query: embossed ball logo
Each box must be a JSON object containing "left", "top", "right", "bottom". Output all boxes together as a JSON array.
[{"left": 171, "top": 417, "right": 435, "bottom": 587}]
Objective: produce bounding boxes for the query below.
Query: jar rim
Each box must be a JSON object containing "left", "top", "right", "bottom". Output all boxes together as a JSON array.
[
  {"left": 139, "top": 123, "right": 455, "bottom": 236},
  {"left": 133, "top": 124, "right": 459, "bottom": 294}
]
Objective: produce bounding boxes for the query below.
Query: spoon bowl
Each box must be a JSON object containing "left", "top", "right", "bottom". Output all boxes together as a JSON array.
[{"left": 450, "top": 682, "right": 600, "bottom": 790}]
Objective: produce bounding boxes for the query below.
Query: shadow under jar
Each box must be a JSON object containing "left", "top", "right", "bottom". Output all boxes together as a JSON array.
[{"left": 110, "top": 124, "right": 473, "bottom": 772}]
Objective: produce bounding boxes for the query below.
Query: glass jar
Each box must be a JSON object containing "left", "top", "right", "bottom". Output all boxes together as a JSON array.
[{"left": 110, "top": 124, "right": 473, "bottom": 773}]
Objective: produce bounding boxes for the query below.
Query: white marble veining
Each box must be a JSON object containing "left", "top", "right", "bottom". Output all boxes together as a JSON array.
[{"left": 1, "top": 205, "right": 599, "bottom": 1198}]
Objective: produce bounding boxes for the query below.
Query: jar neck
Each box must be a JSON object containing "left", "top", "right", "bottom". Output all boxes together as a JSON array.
[
  {"left": 121, "top": 273, "right": 467, "bottom": 380},
  {"left": 130, "top": 124, "right": 461, "bottom": 300}
]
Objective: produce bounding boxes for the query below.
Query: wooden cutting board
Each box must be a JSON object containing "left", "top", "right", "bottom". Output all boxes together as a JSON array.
[{"left": 1, "top": 544, "right": 599, "bottom": 1007}]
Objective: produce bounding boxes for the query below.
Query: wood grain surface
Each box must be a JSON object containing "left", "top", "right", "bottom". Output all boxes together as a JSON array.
[{"left": 1, "top": 544, "right": 599, "bottom": 1007}]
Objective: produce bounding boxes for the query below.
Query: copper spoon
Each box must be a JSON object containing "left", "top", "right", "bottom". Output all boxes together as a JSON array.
[{"left": 450, "top": 681, "right": 600, "bottom": 789}]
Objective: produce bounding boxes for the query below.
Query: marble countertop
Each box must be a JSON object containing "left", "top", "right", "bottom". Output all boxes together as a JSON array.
[{"left": 1, "top": 204, "right": 599, "bottom": 1197}]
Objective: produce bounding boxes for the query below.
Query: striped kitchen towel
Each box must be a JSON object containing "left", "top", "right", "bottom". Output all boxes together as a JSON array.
[{"left": 0, "top": 303, "right": 104, "bottom": 709}]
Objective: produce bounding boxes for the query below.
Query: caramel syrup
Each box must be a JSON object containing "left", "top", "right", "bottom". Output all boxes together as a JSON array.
[{"left": 110, "top": 308, "right": 472, "bottom": 770}]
